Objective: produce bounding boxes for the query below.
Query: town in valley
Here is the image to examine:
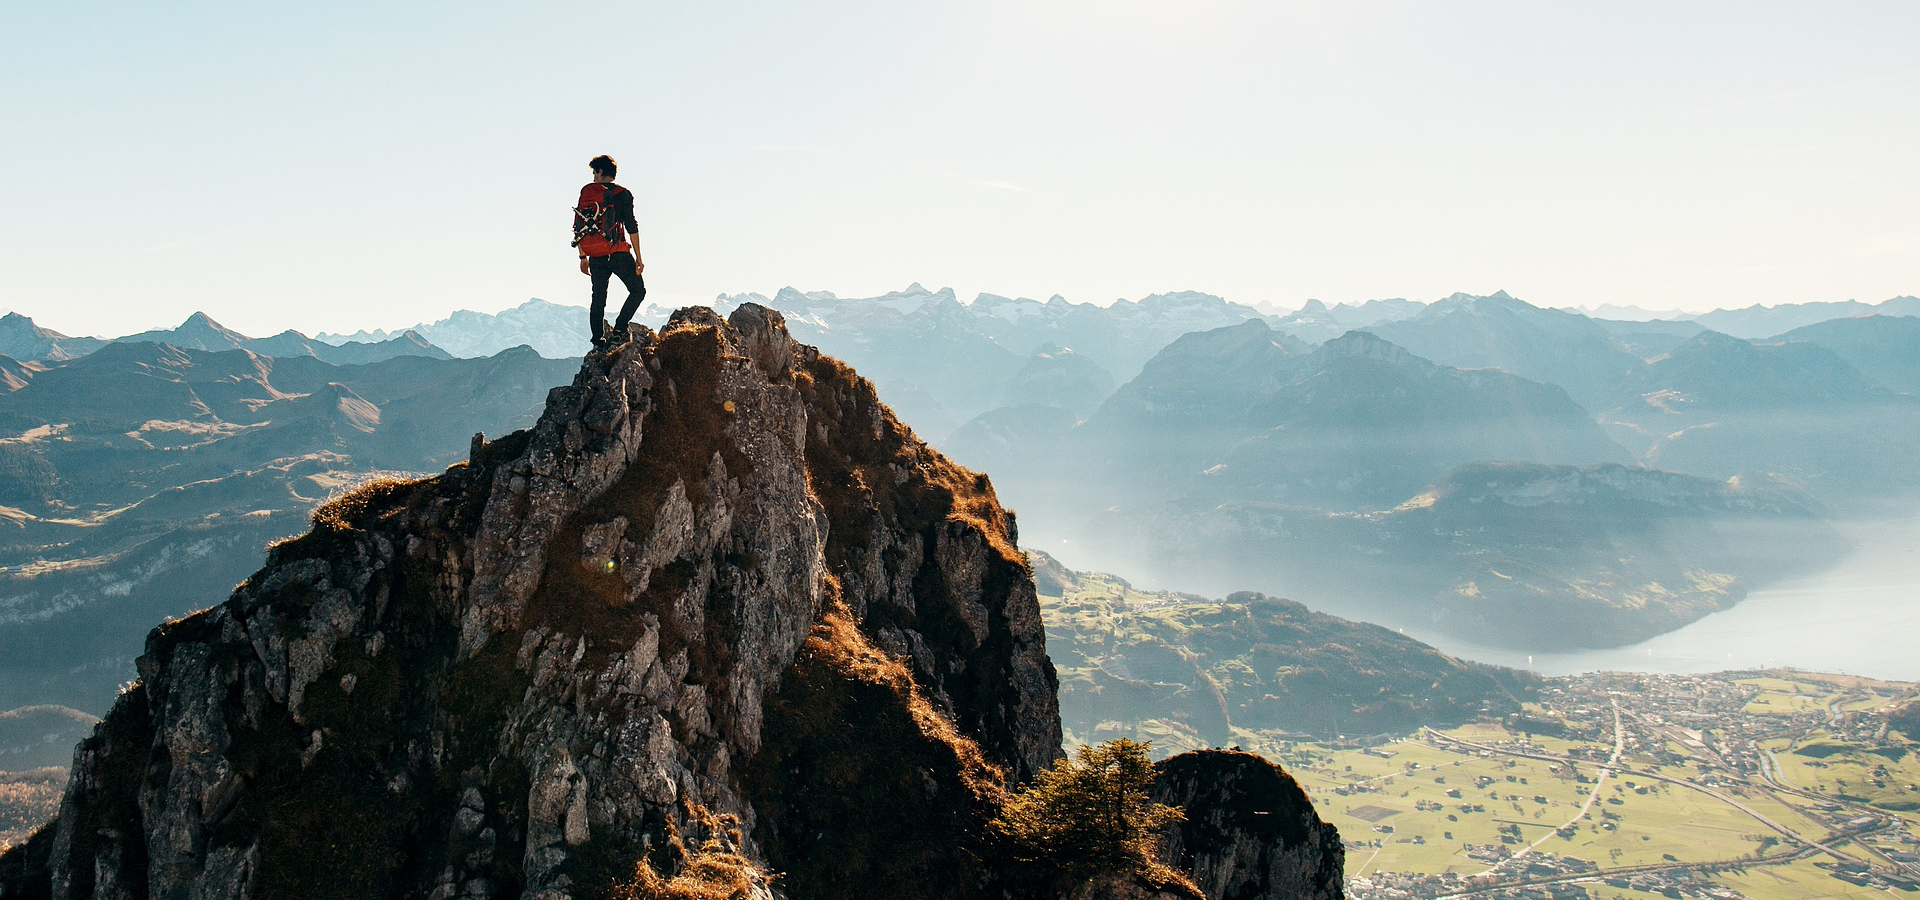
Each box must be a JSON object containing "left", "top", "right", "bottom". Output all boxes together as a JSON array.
[{"left": 1279, "top": 670, "right": 1920, "bottom": 900}]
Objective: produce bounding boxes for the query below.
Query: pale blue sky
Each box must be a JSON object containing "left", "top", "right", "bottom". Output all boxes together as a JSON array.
[{"left": 3, "top": 1, "right": 1915, "bottom": 338}]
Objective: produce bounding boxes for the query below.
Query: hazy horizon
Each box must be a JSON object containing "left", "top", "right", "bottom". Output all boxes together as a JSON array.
[
  {"left": 5, "top": 3, "right": 1916, "bottom": 339},
  {"left": 10, "top": 283, "right": 1919, "bottom": 343}
]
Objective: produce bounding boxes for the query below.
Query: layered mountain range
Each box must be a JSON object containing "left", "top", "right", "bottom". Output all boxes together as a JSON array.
[
  {"left": 0, "top": 312, "right": 448, "bottom": 367},
  {"left": 0, "top": 306, "right": 1342, "bottom": 900},
  {"left": 1600, "top": 330, "right": 1920, "bottom": 504},
  {"left": 935, "top": 294, "right": 1901, "bottom": 648},
  {"left": 1685, "top": 295, "right": 1920, "bottom": 339},
  {"left": 3, "top": 284, "right": 1910, "bottom": 687},
  {"left": 0, "top": 284, "right": 1896, "bottom": 706},
  {"left": 0, "top": 339, "right": 577, "bottom": 716},
  {"left": 706, "top": 284, "right": 1283, "bottom": 439},
  {"left": 1361, "top": 291, "right": 1644, "bottom": 408},
  {"left": 0, "top": 281, "right": 1909, "bottom": 893}
]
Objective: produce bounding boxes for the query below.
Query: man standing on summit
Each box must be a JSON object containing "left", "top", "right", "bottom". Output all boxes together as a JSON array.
[{"left": 573, "top": 154, "right": 646, "bottom": 347}]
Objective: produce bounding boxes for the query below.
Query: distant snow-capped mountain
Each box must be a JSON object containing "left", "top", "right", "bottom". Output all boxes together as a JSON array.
[
  {"left": 704, "top": 283, "right": 1278, "bottom": 437},
  {"left": 317, "top": 297, "right": 593, "bottom": 359},
  {"left": 312, "top": 284, "right": 1284, "bottom": 436},
  {"left": 1267, "top": 297, "right": 1428, "bottom": 342},
  {"left": 711, "top": 282, "right": 1272, "bottom": 376}
]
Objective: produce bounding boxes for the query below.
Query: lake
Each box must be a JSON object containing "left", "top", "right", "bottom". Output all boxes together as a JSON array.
[{"left": 1414, "top": 515, "right": 1920, "bottom": 681}]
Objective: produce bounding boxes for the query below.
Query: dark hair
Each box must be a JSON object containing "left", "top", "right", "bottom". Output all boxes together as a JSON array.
[{"left": 589, "top": 155, "right": 618, "bottom": 178}]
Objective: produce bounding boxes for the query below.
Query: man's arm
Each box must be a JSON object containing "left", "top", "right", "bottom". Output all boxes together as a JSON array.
[{"left": 623, "top": 190, "right": 644, "bottom": 274}]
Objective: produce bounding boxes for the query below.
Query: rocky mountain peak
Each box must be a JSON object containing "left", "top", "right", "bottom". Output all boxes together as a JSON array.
[
  {"left": 1670, "top": 327, "right": 1748, "bottom": 355},
  {"left": 1, "top": 304, "right": 1340, "bottom": 900},
  {"left": 179, "top": 312, "right": 247, "bottom": 341},
  {"left": 290, "top": 381, "right": 381, "bottom": 431},
  {"left": 1420, "top": 289, "right": 1526, "bottom": 317},
  {"left": 1315, "top": 329, "right": 1435, "bottom": 373},
  {"left": 1450, "top": 289, "right": 1514, "bottom": 304},
  {"left": 1137, "top": 291, "right": 1229, "bottom": 309},
  {"left": 0, "top": 303, "right": 1060, "bottom": 898},
  {"left": 0, "top": 313, "right": 104, "bottom": 363},
  {"left": 0, "top": 314, "right": 58, "bottom": 349},
  {"left": 113, "top": 312, "right": 253, "bottom": 353},
  {"left": 770, "top": 285, "right": 813, "bottom": 306}
]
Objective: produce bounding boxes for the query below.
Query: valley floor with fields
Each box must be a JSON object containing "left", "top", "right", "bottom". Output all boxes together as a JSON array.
[
  {"left": 1279, "top": 671, "right": 1920, "bottom": 900},
  {"left": 5, "top": 660, "right": 1916, "bottom": 900}
]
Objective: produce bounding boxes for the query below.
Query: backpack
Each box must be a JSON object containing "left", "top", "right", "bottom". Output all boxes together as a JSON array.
[{"left": 572, "top": 183, "right": 628, "bottom": 257}]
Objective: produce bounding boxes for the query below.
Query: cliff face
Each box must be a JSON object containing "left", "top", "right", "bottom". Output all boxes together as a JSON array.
[
  {"left": 0, "top": 304, "right": 1341, "bottom": 900},
  {"left": 0, "top": 305, "right": 1056, "bottom": 900},
  {"left": 1153, "top": 752, "right": 1344, "bottom": 900}
]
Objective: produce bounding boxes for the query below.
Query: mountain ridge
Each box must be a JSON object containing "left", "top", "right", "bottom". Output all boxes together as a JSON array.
[
  {"left": 0, "top": 311, "right": 451, "bottom": 367},
  {"left": 0, "top": 305, "right": 1342, "bottom": 900},
  {"left": 0, "top": 342, "right": 580, "bottom": 714}
]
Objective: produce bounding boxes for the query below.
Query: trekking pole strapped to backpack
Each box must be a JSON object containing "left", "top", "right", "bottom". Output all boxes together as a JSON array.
[{"left": 571, "top": 183, "right": 628, "bottom": 256}]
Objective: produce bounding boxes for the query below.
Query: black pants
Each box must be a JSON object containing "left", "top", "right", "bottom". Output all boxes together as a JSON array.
[{"left": 588, "top": 251, "right": 646, "bottom": 340}]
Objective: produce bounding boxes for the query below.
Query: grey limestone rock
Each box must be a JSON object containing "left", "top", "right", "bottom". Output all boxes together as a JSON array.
[
  {"left": 1153, "top": 750, "right": 1346, "bottom": 900},
  {"left": 3, "top": 304, "right": 1066, "bottom": 900}
]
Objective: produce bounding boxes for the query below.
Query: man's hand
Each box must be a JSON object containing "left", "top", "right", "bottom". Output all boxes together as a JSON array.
[
  {"left": 635, "top": 258, "right": 645, "bottom": 275},
  {"left": 579, "top": 258, "right": 590, "bottom": 275}
]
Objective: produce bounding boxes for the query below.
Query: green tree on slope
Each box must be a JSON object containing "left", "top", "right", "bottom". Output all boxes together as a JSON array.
[{"left": 991, "top": 738, "right": 1190, "bottom": 887}]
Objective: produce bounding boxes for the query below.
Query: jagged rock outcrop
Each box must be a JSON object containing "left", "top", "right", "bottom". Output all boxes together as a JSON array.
[
  {"left": 1153, "top": 751, "right": 1344, "bottom": 900},
  {"left": 1062, "top": 874, "right": 1204, "bottom": 900},
  {"left": 0, "top": 304, "right": 1339, "bottom": 900}
]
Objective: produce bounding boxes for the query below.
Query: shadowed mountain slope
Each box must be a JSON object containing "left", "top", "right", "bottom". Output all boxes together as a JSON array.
[
  {"left": 1047, "top": 327, "right": 1627, "bottom": 517},
  {"left": 997, "top": 345, "right": 1117, "bottom": 417},
  {"left": 1361, "top": 291, "right": 1643, "bottom": 408},
  {"left": 0, "top": 315, "right": 106, "bottom": 363},
  {"left": 1769, "top": 314, "right": 1920, "bottom": 395},
  {"left": 1035, "top": 553, "right": 1536, "bottom": 748},
  {"left": 1600, "top": 330, "right": 1920, "bottom": 503},
  {"left": 1201, "top": 331, "right": 1629, "bottom": 509}
]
